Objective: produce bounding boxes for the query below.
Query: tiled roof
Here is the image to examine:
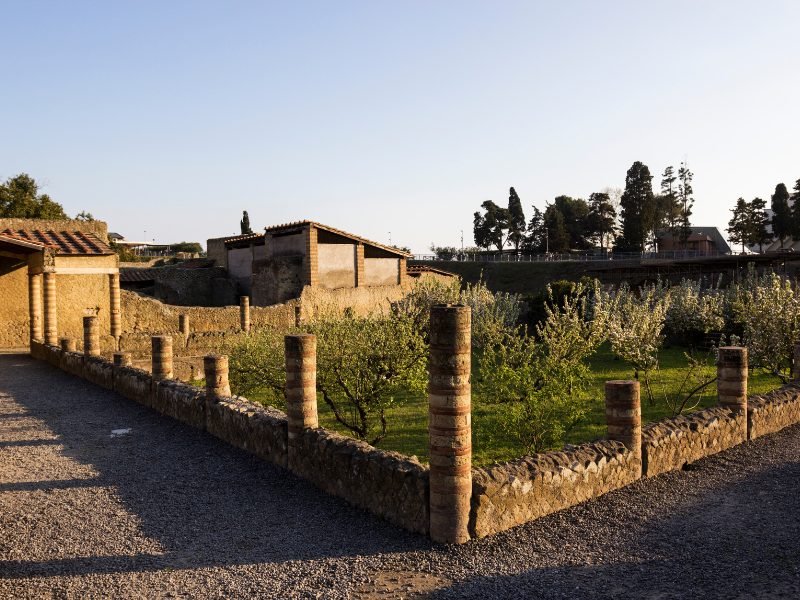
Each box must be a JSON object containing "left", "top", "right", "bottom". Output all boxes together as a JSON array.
[
  {"left": 407, "top": 264, "right": 458, "bottom": 277},
  {"left": 0, "top": 229, "right": 114, "bottom": 255},
  {"left": 222, "top": 232, "right": 263, "bottom": 244},
  {"left": 119, "top": 268, "right": 155, "bottom": 283},
  {"left": 264, "top": 220, "right": 412, "bottom": 257}
]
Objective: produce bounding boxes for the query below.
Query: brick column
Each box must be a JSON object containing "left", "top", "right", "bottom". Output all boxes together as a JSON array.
[
  {"left": 113, "top": 352, "right": 132, "bottom": 367},
  {"left": 304, "top": 225, "right": 318, "bottom": 287},
  {"left": 151, "top": 335, "right": 173, "bottom": 380},
  {"left": 179, "top": 314, "right": 190, "bottom": 336},
  {"left": 43, "top": 271, "right": 58, "bottom": 346},
  {"left": 109, "top": 273, "right": 121, "bottom": 340},
  {"left": 717, "top": 346, "right": 748, "bottom": 413},
  {"left": 28, "top": 273, "right": 43, "bottom": 343},
  {"left": 285, "top": 334, "right": 318, "bottom": 471},
  {"left": 793, "top": 341, "right": 800, "bottom": 380},
  {"left": 605, "top": 380, "right": 642, "bottom": 477},
  {"left": 60, "top": 337, "right": 76, "bottom": 352},
  {"left": 428, "top": 304, "right": 471, "bottom": 544},
  {"left": 355, "top": 243, "right": 365, "bottom": 287},
  {"left": 83, "top": 316, "right": 100, "bottom": 357},
  {"left": 204, "top": 354, "right": 231, "bottom": 398},
  {"left": 398, "top": 257, "right": 408, "bottom": 286},
  {"left": 239, "top": 296, "right": 250, "bottom": 333}
]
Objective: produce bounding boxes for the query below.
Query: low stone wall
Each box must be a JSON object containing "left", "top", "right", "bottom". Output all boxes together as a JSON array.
[
  {"left": 84, "top": 356, "right": 113, "bottom": 390},
  {"left": 642, "top": 407, "right": 746, "bottom": 478},
  {"left": 469, "top": 441, "right": 639, "bottom": 539},
  {"left": 206, "top": 398, "right": 288, "bottom": 468},
  {"left": 291, "top": 427, "right": 430, "bottom": 535},
  {"left": 748, "top": 383, "right": 800, "bottom": 440}
]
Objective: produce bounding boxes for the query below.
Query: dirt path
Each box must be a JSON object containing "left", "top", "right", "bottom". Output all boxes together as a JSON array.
[{"left": 1, "top": 353, "right": 798, "bottom": 599}]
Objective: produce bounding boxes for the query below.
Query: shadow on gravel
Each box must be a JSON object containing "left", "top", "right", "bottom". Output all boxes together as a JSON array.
[{"left": 0, "top": 355, "right": 432, "bottom": 579}]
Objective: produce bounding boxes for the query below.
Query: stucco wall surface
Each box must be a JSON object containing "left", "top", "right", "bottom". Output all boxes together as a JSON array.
[
  {"left": 470, "top": 441, "right": 639, "bottom": 538},
  {"left": 251, "top": 256, "right": 305, "bottom": 306},
  {"left": 364, "top": 257, "right": 399, "bottom": 286},
  {"left": 748, "top": 383, "right": 800, "bottom": 440},
  {"left": 0, "top": 260, "right": 29, "bottom": 348},
  {"left": 227, "top": 247, "right": 253, "bottom": 294},
  {"left": 270, "top": 231, "right": 305, "bottom": 257},
  {"left": 642, "top": 407, "right": 746, "bottom": 477},
  {"left": 318, "top": 243, "right": 356, "bottom": 289}
]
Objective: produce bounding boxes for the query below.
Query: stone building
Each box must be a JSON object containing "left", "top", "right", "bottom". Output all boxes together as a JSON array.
[
  {"left": 208, "top": 221, "right": 411, "bottom": 306},
  {"left": 0, "top": 218, "right": 120, "bottom": 349}
]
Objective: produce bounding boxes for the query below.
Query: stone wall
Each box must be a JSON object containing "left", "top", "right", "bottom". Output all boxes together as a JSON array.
[
  {"left": 152, "top": 266, "right": 237, "bottom": 306},
  {"left": 641, "top": 407, "right": 747, "bottom": 478},
  {"left": 291, "top": 427, "right": 430, "bottom": 534},
  {"left": 0, "top": 257, "right": 28, "bottom": 348},
  {"left": 470, "top": 441, "right": 640, "bottom": 538},
  {"left": 0, "top": 217, "right": 109, "bottom": 240},
  {"left": 748, "top": 383, "right": 800, "bottom": 440},
  {"left": 252, "top": 255, "right": 305, "bottom": 305}
]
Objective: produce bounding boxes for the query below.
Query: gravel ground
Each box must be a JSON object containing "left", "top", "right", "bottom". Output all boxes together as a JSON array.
[{"left": 1, "top": 353, "right": 798, "bottom": 599}]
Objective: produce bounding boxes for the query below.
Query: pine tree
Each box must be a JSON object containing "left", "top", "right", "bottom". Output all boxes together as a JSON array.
[
  {"left": 677, "top": 163, "right": 694, "bottom": 248},
  {"left": 659, "top": 166, "right": 681, "bottom": 235},
  {"left": 507, "top": 187, "right": 526, "bottom": 252},
  {"left": 240, "top": 210, "right": 253, "bottom": 235},
  {"left": 587, "top": 192, "right": 617, "bottom": 251},
  {"left": 791, "top": 179, "right": 800, "bottom": 240},
  {"left": 618, "top": 161, "right": 656, "bottom": 252},
  {"left": 748, "top": 197, "right": 771, "bottom": 253},
  {"left": 771, "top": 183, "right": 792, "bottom": 247},
  {"left": 543, "top": 206, "right": 569, "bottom": 253},
  {"left": 473, "top": 200, "right": 509, "bottom": 252},
  {"left": 727, "top": 198, "right": 749, "bottom": 254}
]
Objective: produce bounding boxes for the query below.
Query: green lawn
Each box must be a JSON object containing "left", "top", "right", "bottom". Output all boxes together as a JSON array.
[{"left": 242, "top": 343, "right": 784, "bottom": 467}]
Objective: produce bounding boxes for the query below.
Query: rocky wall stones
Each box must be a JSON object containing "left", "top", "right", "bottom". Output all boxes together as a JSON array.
[
  {"left": 153, "top": 380, "right": 206, "bottom": 429},
  {"left": 469, "top": 440, "right": 639, "bottom": 539},
  {"left": 83, "top": 356, "right": 113, "bottom": 390},
  {"left": 205, "top": 397, "right": 289, "bottom": 469},
  {"left": 60, "top": 350, "right": 85, "bottom": 377},
  {"left": 748, "top": 383, "right": 800, "bottom": 440},
  {"left": 112, "top": 365, "right": 155, "bottom": 407},
  {"left": 291, "top": 428, "right": 430, "bottom": 535},
  {"left": 642, "top": 406, "right": 746, "bottom": 477}
]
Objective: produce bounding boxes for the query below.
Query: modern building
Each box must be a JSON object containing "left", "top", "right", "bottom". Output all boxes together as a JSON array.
[{"left": 655, "top": 227, "right": 732, "bottom": 256}]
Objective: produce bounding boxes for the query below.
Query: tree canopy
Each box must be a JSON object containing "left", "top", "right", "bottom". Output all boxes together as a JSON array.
[{"left": 0, "top": 173, "right": 68, "bottom": 219}]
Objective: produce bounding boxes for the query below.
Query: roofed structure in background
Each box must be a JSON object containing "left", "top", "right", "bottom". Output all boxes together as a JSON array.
[
  {"left": 655, "top": 227, "right": 731, "bottom": 256},
  {"left": 0, "top": 228, "right": 114, "bottom": 256},
  {"left": 207, "top": 220, "right": 411, "bottom": 305},
  {"left": 407, "top": 264, "right": 458, "bottom": 279}
]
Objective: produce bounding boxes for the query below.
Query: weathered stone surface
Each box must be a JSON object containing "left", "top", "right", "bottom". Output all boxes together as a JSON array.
[
  {"left": 469, "top": 440, "right": 639, "bottom": 539},
  {"left": 61, "top": 350, "right": 84, "bottom": 377},
  {"left": 83, "top": 356, "right": 113, "bottom": 390},
  {"left": 153, "top": 379, "right": 205, "bottom": 429},
  {"left": 748, "top": 383, "right": 800, "bottom": 440},
  {"left": 292, "top": 428, "right": 430, "bottom": 535},
  {"left": 112, "top": 365, "right": 154, "bottom": 406},
  {"left": 642, "top": 406, "right": 746, "bottom": 477},
  {"left": 206, "top": 397, "right": 289, "bottom": 469}
]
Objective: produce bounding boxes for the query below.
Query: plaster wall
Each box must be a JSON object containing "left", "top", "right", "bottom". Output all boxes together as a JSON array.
[
  {"left": 270, "top": 231, "right": 305, "bottom": 257},
  {"left": 0, "top": 258, "right": 29, "bottom": 348},
  {"left": 227, "top": 247, "right": 253, "bottom": 294},
  {"left": 364, "top": 257, "right": 399, "bottom": 286},
  {"left": 318, "top": 243, "right": 356, "bottom": 289}
]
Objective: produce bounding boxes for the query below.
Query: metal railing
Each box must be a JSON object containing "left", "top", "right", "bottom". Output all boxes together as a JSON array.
[{"left": 413, "top": 250, "right": 723, "bottom": 263}]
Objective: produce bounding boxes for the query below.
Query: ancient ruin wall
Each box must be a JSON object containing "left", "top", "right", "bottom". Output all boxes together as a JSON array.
[
  {"left": 641, "top": 407, "right": 747, "bottom": 477},
  {"left": 748, "top": 384, "right": 800, "bottom": 440},
  {"left": 469, "top": 441, "right": 640, "bottom": 538},
  {"left": 291, "top": 427, "right": 430, "bottom": 535}
]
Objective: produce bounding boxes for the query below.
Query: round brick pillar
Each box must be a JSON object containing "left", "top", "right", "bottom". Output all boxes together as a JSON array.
[
  {"left": 179, "top": 314, "right": 190, "bottom": 336},
  {"left": 605, "top": 380, "right": 642, "bottom": 475},
  {"left": 285, "top": 335, "right": 318, "bottom": 471},
  {"left": 717, "top": 346, "right": 748, "bottom": 413},
  {"left": 28, "top": 273, "right": 43, "bottom": 343},
  {"left": 204, "top": 354, "right": 231, "bottom": 399},
  {"left": 83, "top": 316, "right": 100, "bottom": 357},
  {"left": 240, "top": 296, "right": 251, "bottom": 333},
  {"left": 151, "top": 335, "right": 173, "bottom": 380},
  {"left": 43, "top": 272, "right": 58, "bottom": 346},
  {"left": 60, "top": 337, "right": 76, "bottom": 352},
  {"left": 428, "top": 304, "right": 472, "bottom": 545},
  {"left": 109, "top": 273, "right": 121, "bottom": 340},
  {"left": 113, "top": 352, "right": 132, "bottom": 367}
]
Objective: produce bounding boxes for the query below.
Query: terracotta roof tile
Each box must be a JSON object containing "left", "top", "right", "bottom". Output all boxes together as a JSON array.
[{"left": 0, "top": 229, "right": 114, "bottom": 255}]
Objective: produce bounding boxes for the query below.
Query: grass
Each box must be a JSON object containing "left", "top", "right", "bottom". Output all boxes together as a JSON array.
[{"left": 242, "top": 343, "right": 785, "bottom": 468}]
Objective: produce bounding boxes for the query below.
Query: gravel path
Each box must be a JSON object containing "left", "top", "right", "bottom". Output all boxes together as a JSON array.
[{"left": 1, "top": 353, "right": 798, "bottom": 599}]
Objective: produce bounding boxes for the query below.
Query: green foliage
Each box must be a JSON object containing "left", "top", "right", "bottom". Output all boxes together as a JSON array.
[
  {"left": 727, "top": 197, "right": 770, "bottom": 252},
  {"left": 586, "top": 192, "right": 617, "bottom": 250},
  {"left": 0, "top": 173, "right": 68, "bottom": 219},
  {"left": 473, "top": 200, "right": 509, "bottom": 251},
  {"left": 311, "top": 314, "right": 427, "bottom": 445},
  {"left": 676, "top": 162, "right": 694, "bottom": 246},
  {"left": 770, "top": 183, "right": 792, "bottom": 246},
  {"left": 477, "top": 282, "right": 603, "bottom": 454},
  {"left": 618, "top": 161, "right": 656, "bottom": 251},
  {"left": 170, "top": 241, "right": 203, "bottom": 254},
  {"left": 240, "top": 210, "right": 253, "bottom": 235},
  {"left": 227, "top": 328, "right": 288, "bottom": 404},
  {"left": 75, "top": 211, "right": 95, "bottom": 221},
  {"left": 429, "top": 244, "right": 457, "bottom": 260},
  {"left": 507, "top": 187, "right": 526, "bottom": 251}
]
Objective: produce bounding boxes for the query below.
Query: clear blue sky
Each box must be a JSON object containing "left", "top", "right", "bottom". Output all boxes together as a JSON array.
[{"left": 2, "top": 1, "right": 798, "bottom": 253}]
